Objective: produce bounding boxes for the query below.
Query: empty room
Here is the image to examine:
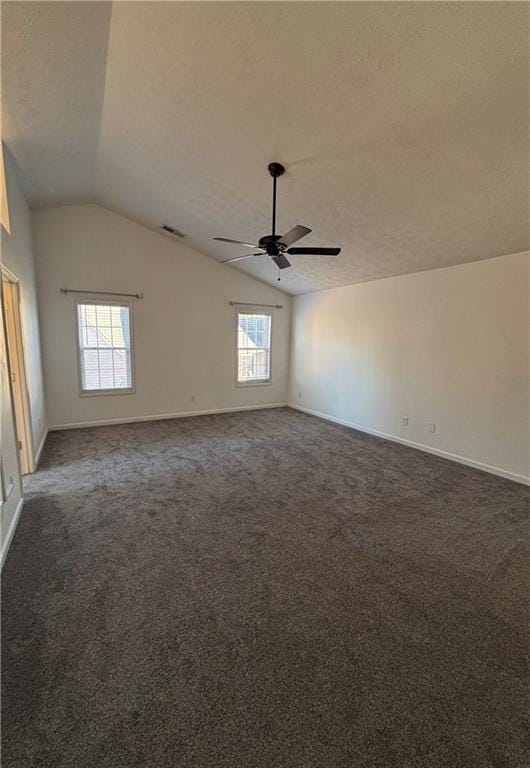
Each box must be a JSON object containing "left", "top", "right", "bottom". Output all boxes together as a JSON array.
[{"left": 1, "top": 2, "right": 528, "bottom": 766}]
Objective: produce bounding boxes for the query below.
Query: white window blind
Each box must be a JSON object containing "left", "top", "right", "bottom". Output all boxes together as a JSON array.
[
  {"left": 76, "top": 301, "right": 133, "bottom": 393},
  {"left": 237, "top": 311, "right": 272, "bottom": 384}
]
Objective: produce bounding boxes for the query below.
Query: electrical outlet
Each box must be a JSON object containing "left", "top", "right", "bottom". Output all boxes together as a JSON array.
[
  {"left": 298, "top": 391, "right": 302, "bottom": 399},
  {"left": 401, "top": 416, "right": 409, "bottom": 427},
  {"left": 190, "top": 395, "right": 196, "bottom": 403},
  {"left": 427, "top": 422, "right": 436, "bottom": 433}
]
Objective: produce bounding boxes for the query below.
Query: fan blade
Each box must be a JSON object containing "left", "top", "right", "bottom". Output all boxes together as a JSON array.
[
  {"left": 278, "top": 225, "right": 311, "bottom": 248},
  {"left": 221, "top": 252, "right": 264, "bottom": 264},
  {"left": 214, "top": 237, "right": 259, "bottom": 248},
  {"left": 272, "top": 253, "right": 291, "bottom": 270},
  {"left": 286, "top": 247, "right": 341, "bottom": 256}
]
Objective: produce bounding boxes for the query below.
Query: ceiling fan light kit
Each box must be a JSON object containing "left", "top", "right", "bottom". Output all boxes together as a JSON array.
[{"left": 214, "top": 162, "right": 341, "bottom": 279}]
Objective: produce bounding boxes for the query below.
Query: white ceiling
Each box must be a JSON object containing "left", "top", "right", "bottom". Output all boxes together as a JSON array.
[{"left": 2, "top": 2, "right": 528, "bottom": 294}]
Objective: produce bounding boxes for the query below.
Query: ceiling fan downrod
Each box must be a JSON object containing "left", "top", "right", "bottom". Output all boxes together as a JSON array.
[{"left": 268, "top": 162, "right": 285, "bottom": 239}]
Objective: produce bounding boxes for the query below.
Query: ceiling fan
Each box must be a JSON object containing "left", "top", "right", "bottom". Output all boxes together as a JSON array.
[{"left": 214, "top": 162, "right": 341, "bottom": 275}]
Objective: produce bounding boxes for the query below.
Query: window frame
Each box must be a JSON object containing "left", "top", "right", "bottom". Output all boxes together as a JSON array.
[
  {"left": 234, "top": 307, "right": 273, "bottom": 388},
  {"left": 74, "top": 297, "right": 136, "bottom": 397}
]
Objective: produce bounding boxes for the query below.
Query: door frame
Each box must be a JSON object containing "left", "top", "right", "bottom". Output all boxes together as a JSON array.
[{"left": 1, "top": 266, "right": 35, "bottom": 474}]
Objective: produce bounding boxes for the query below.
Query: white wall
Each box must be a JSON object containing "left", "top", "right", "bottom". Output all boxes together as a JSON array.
[
  {"left": 289, "top": 252, "right": 529, "bottom": 484},
  {"left": 1, "top": 152, "right": 47, "bottom": 563},
  {"left": 32, "top": 204, "right": 291, "bottom": 428}
]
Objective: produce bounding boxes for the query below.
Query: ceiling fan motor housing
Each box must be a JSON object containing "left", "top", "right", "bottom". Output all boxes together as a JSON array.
[{"left": 258, "top": 234, "right": 283, "bottom": 256}]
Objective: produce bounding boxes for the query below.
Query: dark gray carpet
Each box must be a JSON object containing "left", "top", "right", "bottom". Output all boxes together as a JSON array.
[{"left": 2, "top": 407, "right": 528, "bottom": 767}]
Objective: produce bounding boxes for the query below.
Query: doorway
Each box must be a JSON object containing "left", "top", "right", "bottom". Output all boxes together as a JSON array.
[{"left": 1, "top": 269, "right": 34, "bottom": 475}]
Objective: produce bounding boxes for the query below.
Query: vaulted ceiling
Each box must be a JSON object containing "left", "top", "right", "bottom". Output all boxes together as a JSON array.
[{"left": 2, "top": 2, "right": 528, "bottom": 294}]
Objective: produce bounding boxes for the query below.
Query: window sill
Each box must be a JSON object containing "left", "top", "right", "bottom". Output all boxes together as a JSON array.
[
  {"left": 235, "top": 380, "right": 271, "bottom": 388},
  {"left": 80, "top": 388, "right": 136, "bottom": 397}
]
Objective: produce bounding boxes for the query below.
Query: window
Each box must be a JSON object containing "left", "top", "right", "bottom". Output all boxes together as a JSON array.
[
  {"left": 236, "top": 310, "right": 272, "bottom": 385},
  {"left": 75, "top": 300, "right": 134, "bottom": 394}
]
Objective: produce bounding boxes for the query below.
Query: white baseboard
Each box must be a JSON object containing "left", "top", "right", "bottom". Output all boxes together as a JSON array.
[
  {"left": 289, "top": 404, "right": 529, "bottom": 486},
  {"left": 49, "top": 403, "right": 288, "bottom": 431},
  {"left": 33, "top": 427, "right": 49, "bottom": 467},
  {"left": 1, "top": 497, "right": 23, "bottom": 570}
]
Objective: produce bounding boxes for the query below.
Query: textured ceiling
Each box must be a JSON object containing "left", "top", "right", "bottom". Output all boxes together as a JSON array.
[{"left": 2, "top": 2, "right": 528, "bottom": 294}]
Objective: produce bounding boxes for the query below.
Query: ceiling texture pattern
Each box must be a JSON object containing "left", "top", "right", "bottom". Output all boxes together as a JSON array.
[{"left": 2, "top": 1, "right": 528, "bottom": 294}]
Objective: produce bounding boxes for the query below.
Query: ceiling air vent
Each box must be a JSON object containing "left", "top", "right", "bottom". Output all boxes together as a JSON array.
[{"left": 161, "top": 224, "right": 185, "bottom": 238}]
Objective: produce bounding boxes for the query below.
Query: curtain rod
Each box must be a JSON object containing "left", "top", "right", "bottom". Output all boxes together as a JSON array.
[
  {"left": 229, "top": 301, "right": 283, "bottom": 309},
  {"left": 60, "top": 288, "right": 143, "bottom": 299}
]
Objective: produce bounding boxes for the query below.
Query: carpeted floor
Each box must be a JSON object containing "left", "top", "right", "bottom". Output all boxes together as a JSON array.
[{"left": 2, "top": 407, "right": 528, "bottom": 767}]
